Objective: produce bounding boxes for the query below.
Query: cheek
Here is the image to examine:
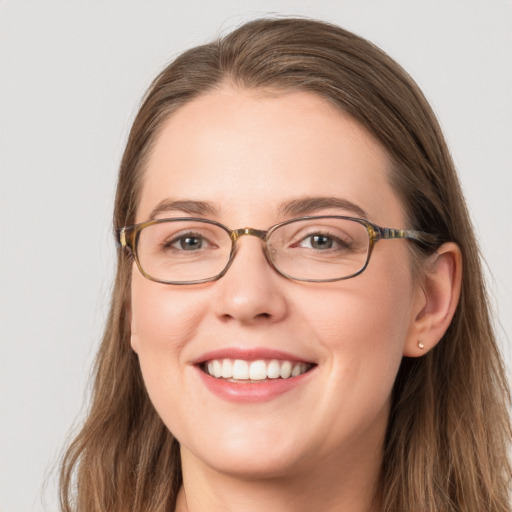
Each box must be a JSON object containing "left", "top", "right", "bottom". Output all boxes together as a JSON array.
[
  {"left": 304, "top": 259, "right": 415, "bottom": 383},
  {"left": 130, "top": 270, "right": 205, "bottom": 356},
  {"left": 129, "top": 271, "right": 209, "bottom": 436}
]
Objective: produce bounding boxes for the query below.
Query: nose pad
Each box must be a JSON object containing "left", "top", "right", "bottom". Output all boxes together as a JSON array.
[{"left": 213, "top": 236, "right": 288, "bottom": 324}]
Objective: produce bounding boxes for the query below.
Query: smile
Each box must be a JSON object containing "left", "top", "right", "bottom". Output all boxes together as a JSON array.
[
  {"left": 203, "top": 359, "right": 313, "bottom": 381},
  {"left": 194, "top": 348, "right": 317, "bottom": 403}
]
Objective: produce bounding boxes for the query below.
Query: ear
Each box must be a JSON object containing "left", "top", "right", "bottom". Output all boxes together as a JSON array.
[{"left": 403, "top": 242, "right": 462, "bottom": 357}]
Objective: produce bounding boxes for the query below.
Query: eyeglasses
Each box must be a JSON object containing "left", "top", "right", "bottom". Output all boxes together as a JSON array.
[{"left": 118, "top": 216, "right": 435, "bottom": 285}]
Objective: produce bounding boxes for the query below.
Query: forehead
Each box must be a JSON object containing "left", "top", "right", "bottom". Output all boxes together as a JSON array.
[{"left": 138, "top": 87, "right": 405, "bottom": 226}]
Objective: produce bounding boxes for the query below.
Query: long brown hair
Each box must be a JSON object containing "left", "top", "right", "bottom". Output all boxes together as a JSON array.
[{"left": 60, "top": 18, "right": 511, "bottom": 512}]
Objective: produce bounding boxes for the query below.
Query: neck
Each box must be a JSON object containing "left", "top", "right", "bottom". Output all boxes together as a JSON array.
[{"left": 175, "top": 439, "right": 383, "bottom": 512}]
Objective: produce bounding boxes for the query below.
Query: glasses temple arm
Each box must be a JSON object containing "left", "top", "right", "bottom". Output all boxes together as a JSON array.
[{"left": 376, "top": 227, "right": 438, "bottom": 246}]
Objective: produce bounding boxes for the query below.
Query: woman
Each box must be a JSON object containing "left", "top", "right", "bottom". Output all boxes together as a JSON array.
[{"left": 59, "top": 18, "right": 511, "bottom": 512}]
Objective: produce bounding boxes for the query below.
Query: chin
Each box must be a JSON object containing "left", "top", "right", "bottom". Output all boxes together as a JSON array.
[
  {"left": 191, "top": 448, "right": 303, "bottom": 480},
  {"left": 180, "top": 427, "right": 312, "bottom": 480}
]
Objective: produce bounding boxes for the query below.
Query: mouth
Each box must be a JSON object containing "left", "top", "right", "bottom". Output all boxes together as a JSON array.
[
  {"left": 201, "top": 358, "right": 315, "bottom": 382},
  {"left": 193, "top": 348, "right": 317, "bottom": 402}
]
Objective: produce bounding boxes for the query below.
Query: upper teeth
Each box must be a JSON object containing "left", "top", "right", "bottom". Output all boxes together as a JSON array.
[{"left": 205, "top": 359, "right": 311, "bottom": 381}]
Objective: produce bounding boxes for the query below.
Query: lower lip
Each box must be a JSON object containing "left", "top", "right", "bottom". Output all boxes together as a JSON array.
[{"left": 195, "top": 366, "right": 314, "bottom": 403}]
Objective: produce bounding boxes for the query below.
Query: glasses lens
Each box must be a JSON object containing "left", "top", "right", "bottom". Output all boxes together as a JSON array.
[
  {"left": 136, "top": 220, "right": 232, "bottom": 283},
  {"left": 268, "top": 218, "right": 370, "bottom": 281}
]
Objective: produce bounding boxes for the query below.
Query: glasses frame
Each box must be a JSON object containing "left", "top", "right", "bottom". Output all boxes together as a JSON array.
[{"left": 118, "top": 216, "right": 437, "bottom": 285}]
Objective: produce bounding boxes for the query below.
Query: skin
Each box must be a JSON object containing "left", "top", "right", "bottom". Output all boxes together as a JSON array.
[{"left": 130, "top": 87, "right": 461, "bottom": 512}]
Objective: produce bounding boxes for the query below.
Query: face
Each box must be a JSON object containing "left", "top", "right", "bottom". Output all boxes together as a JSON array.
[{"left": 130, "top": 87, "right": 423, "bottom": 480}]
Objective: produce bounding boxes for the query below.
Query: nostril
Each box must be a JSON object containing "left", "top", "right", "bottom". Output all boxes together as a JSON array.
[{"left": 220, "top": 311, "right": 272, "bottom": 322}]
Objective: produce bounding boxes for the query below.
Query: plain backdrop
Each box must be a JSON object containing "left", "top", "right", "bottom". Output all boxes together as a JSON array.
[{"left": 0, "top": 1, "right": 510, "bottom": 511}]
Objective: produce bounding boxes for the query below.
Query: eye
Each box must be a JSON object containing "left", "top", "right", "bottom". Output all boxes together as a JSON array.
[
  {"left": 297, "top": 232, "right": 349, "bottom": 251},
  {"left": 174, "top": 235, "right": 203, "bottom": 251},
  {"left": 164, "top": 232, "right": 212, "bottom": 252},
  {"left": 300, "top": 234, "right": 335, "bottom": 250}
]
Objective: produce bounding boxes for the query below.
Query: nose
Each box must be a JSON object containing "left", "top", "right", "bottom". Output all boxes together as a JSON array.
[{"left": 213, "top": 236, "right": 288, "bottom": 325}]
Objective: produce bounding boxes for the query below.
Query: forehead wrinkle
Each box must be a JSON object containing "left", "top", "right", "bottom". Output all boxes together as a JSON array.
[
  {"left": 148, "top": 199, "right": 220, "bottom": 220},
  {"left": 278, "top": 196, "right": 368, "bottom": 219}
]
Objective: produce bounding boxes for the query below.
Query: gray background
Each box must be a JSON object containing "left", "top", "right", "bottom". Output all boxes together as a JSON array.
[{"left": 1, "top": 1, "right": 510, "bottom": 511}]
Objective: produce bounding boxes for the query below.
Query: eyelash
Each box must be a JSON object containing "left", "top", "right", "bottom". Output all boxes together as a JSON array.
[
  {"left": 162, "top": 231, "right": 216, "bottom": 251},
  {"left": 292, "top": 231, "right": 351, "bottom": 251}
]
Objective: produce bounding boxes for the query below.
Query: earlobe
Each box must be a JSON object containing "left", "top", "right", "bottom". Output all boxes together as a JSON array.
[{"left": 403, "top": 242, "right": 462, "bottom": 357}]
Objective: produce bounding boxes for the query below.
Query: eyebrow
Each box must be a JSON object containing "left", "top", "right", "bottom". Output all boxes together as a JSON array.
[
  {"left": 278, "top": 196, "right": 368, "bottom": 219},
  {"left": 147, "top": 196, "right": 367, "bottom": 222},
  {"left": 148, "top": 199, "right": 219, "bottom": 220}
]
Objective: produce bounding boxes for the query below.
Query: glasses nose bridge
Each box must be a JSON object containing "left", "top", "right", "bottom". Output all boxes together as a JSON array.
[{"left": 231, "top": 227, "right": 268, "bottom": 242}]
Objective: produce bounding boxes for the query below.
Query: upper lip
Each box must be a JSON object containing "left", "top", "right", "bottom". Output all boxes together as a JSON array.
[{"left": 191, "top": 347, "right": 316, "bottom": 365}]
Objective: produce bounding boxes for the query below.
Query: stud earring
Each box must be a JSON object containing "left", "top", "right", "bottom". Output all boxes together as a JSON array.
[{"left": 418, "top": 341, "right": 425, "bottom": 349}]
